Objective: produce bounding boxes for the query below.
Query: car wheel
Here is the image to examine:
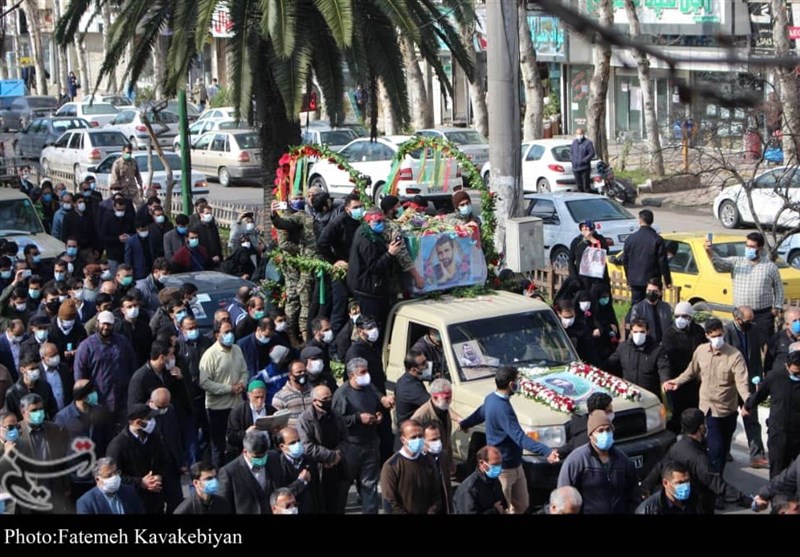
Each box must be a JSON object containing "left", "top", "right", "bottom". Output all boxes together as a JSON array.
[
  {"left": 483, "top": 171, "right": 490, "bottom": 186},
  {"left": 73, "top": 164, "right": 82, "bottom": 186},
  {"left": 373, "top": 182, "right": 385, "bottom": 206},
  {"left": 218, "top": 166, "right": 231, "bottom": 187},
  {"left": 550, "top": 246, "right": 570, "bottom": 273},
  {"left": 719, "top": 200, "right": 741, "bottom": 229},
  {"left": 789, "top": 251, "right": 800, "bottom": 270},
  {"left": 41, "top": 159, "right": 51, "bottom": 177},
  {"left": 537, "top": 178, "right": 551, "bottom": 193},
  {"left": 309, "top": 175, "right": 328, "bottom": 192},
  {"left": 18, "top": 118, "right": 25, "bottom": 131}
]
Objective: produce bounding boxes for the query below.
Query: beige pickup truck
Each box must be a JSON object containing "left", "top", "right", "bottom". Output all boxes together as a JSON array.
[{"left": 383, "top": 290, "right": 675, "bottom": 503}]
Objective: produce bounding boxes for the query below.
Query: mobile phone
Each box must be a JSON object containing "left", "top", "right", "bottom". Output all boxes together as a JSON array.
[
  {"left": 67, "top": 343, "right": 73, "bottom": 351},
  {"left": 707, "top": 232, "right": 713, "bottom": 244},
  {"left": 276, "top": 201, "right": 288, "bottom": 211}
]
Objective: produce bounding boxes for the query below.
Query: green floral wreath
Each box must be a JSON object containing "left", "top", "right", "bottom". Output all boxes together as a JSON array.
[{"left": 279, "top": 144, "right": 372, "bottom": 207}]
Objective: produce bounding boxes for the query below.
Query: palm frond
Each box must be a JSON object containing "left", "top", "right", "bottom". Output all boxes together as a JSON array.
[
  {"left": 165, "top": 0, "right": 201, "bottom": 94},
  {"left": 312, "top": 0, "right": 353, "bottom": 47},
  {"left": 269, "top": 43, "right": 313, "bottom": 118},
  {"left": 310, "top": 23, "right": 345, "bottom": 125},
  {"left": 415, "top": 0, "right": 474, "bottom": 81},
  {"left": 195, "top": 0, "right": 221, "bottom": 52},
  {"left": 371, "top": 0, "right": 420, "bottom": 43},
  {"left": 55, "top": 0, "right": 96, "bottom": 44},
  {"left": 264, "top": 0, "right": 297, "bottom": 59}
]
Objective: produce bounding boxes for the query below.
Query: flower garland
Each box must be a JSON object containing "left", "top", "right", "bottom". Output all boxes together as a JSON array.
[
  {"left": 569, "top": 362, "right": 643, "bottom": 401},
  {"left": 266, "top": 248, "right": 347, "bottom": 281},
  {"left": 283, "top": 144, "right": 372, "bottom": 207},
  {"left": 518, "top": 377, "right": 576, "bottom": 413}
]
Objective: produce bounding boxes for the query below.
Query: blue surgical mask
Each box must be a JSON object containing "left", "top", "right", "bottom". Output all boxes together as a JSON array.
[
  {"left": 257, "top": 333, "right": 270, "bottom": 345},
  {"left": 86, "top": 392, "right": 99, "bottom": 406},
  {"left": 287, "top": 441, "right": 304, "bottom": 459},
  {"left": 175, "top": 310, "right": 188, "bottom": 324},
  {"left": 177, "top": 226, "right": 188, "bottom": 235},
  {"left": 599, "top": 297, "right": 610, "bottom": 306},
  {"left": 395, "top": 206, "right": 404, "bottom": 218},
  {"left": 188, "top": 238, "right": 200, "bottom": 248},
  {"left": 0, "top": 270, "right": 10, "bottom": 279},
  {"left": 34, "top": 329, "right": 48, "bottom": 342},
  {"left": 249, "top": 454, "right": 267, "bottom": 468},
  {"left": 43, "top": 193, "right": 53, "bottom": 202},
  {"left": 459, "top": 204, "right": 472, "bottom": 217},
  {"left": 28, "top": 288, "right": 40, "bottom": 299},
  {"left": 792, "top": 321, "right": 800, "bottom": 336},
  {"left": 82, "top": 190, "right": 92, "bottom": 198},
  {"left": 66, "top": 246, "right": 78, "bottom": 257},
  {"left": 28, "top": 409, "right": 45, "bottom": 426},
  {"left": 32, "top": 255, "right": 41, "bottom": 264},
  {"left": 202, "top": 478, "right": 219, "bottom": 495},
  {"left": 254, "top": 310, "right": 265, "bottom": 320},
  {"left": 350, "top": 207, "right": 365, "bottom": 221},
  {"left": 370, "top": 221, "right": 385, "bottom": 234},
  {"left": 221, "top": 332, "right": 235, "bottom": 346},
  {"left": 54, "top": 272, "right": 65, "bottom": 282},
  {"left": 745, "top": 247, "right": 758, "bottom": 260},
  {"left": 593, "top": 430, "right": 614, "bottom": 451},
  {"left": 789, "top": 372, "right": 800, "bottom": 382},
  {"left": 290, "top": 200, "right": 305, "bottom": 211},
  {"left": 120, "top": 276, "right": 133, "bottom": 287},
  {"left": 485, "top": 463, "right": 502, "bottom": 479},
  {"left": 673, "top": 482, "right": 691, "bottom": 501},
  {"left": 185, "top": 328, "right": 200, "bottom": 341},
  {"left": 4, "top": 425, "right": 19, "bottom": 442}
]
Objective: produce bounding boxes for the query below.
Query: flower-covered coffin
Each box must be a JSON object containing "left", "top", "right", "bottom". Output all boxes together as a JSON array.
[{"left": 399, "top": 215, "right": 488, "bottom": 294}]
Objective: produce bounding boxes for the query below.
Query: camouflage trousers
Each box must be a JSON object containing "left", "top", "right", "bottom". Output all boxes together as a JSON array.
[{"left": 284, "top": 265, "right": 313, "bottom": 339}]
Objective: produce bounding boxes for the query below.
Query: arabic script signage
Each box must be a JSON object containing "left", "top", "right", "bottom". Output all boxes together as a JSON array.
[{"left": 587, "top": 0, "right": 722, "bottom": 25}]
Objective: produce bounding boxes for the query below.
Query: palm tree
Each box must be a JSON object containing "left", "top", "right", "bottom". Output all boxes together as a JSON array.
[{"left": 56, "top": 0, "right": 474, "bottom": 209}]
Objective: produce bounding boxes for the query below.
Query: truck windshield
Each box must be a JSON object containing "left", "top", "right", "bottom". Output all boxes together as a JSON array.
[
  {"left": 0, "top": 198, "right": 45, "bottom": 235},
  {"left": 448, "top": 311, "right": 578, "bottom": 382}
]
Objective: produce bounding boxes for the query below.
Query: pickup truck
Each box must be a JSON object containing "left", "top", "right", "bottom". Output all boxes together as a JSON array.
[{"left": 383, "top": 290, "right": 676, "bottom": 504}]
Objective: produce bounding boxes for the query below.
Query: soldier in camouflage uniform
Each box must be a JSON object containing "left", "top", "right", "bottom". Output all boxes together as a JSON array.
[
  {"left": 380, "top": 195, "right": 424, "bottom": 294},
  {"left": 270, "top": 195, "right": 316, "bottom": 346},
  {"left": 110, "top": 144, "right": 143, "bottom": 209}
]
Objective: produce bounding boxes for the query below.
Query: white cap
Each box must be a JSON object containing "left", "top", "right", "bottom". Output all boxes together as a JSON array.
[
  {"left": 674, "top": 301, "right": 695, "bottom": 317},
  {"left": 97, "top": 310, "right": 115, "bottom": 325}
]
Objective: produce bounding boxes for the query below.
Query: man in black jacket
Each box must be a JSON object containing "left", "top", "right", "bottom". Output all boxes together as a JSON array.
[
  {"left": 636, "top": 460, "right": 701, "bottom": 514},
  {"left": 642, "top": 408, "right": 749, "bottom": 514},
  {"left": 268, "top": 426, "right": 319, "bottom": 514},
  {"left": 148, "top": 387, "right": 185, "bottom": 513},
  {"left": 173, "top": 461, "right": 232, "bottom": 515},
  {"left": 629, "top": 278, "right": 673, "bottom": 343},
  {"left": 176, "top": 316, "right": 213, "bottom": 465},
  {"left": 394, "top": 348, "right": 431, "bottom": 425},
  {"left": 765, "top": 307, "right": 800, "bottom": 375},
  {"left": 617, "top": 209, "right": 671, "bottom": 304},
  {"left": 100, "top": 196, "right": 135, "bottom": 273},
  {"left": 745, "top": 351, "right": 800, "bottom": 477},
  {"left": 753, "top": 454, "right": 800, "bottom": 511},
  {"left": 305, "top": 317, "right": 334, "bottom": 372},
  {"left": 661, "top": 302, "right": 707, "bottom": 434},
  {"left": 301, "top": 345, "right": 337, "bottom": 393},
  {"left": 224, "top": 380, "right": 276, "bottom": 462},
  {"left": 557, "top": 300, "right": 598, "bottom": 366},
  {"left": 217, "top": 429, "right": 277, "bottom": 514},
  {"left": 115, "top": 294, "right": 154, "bottom": 368},
  {"left": 605, "top": 318, "right": 670, "bottom": 398},
  {"left": 317, "top": 193, "right": 365, "bottom": 335},
  {"left": 453, "top": 445, "right": 508, "bottom": 514}
]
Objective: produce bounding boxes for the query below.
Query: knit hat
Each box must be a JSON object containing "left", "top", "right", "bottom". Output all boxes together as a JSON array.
[
  {"left": 452, "top": 190, "right": 471, "bottom": 208},
  {"left": 578, "top": 219, "right": 595, "bottom": 231},
  {"left": 248, "top": 379, "right": 267, "bottom": 392},
  {"left": 674, "top": 301, "right": 695, "bottom": 317},
  {"left": 680, "top": 408, "right": 705, "bottom": 434},
  {"left": 97, "top": 310, "right": 115, "bottom": 325},
  {"left": 58, "top": 298, "right": 78, "bottom": 320},
  {"left": 587, "top": 409, "right": 613, "bottom": 436},
  {"left": 29, "top": 314, "right": 51, "bottom": 327},
  {"left": 380, "top": 195, "right": 400, "bottom": 214}
]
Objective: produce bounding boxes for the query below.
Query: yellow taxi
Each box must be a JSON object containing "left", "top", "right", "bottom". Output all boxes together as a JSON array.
[{"left": 607, "top": 232, "right": 800, "bottom": 315}]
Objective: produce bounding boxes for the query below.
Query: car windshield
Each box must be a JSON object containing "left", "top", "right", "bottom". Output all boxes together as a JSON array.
[
  {"left": 0, "top": 198, "right": 45, "bottom": 235},
  {"left": 52, "top": 119, "right": 88, "bottom": 132},
  {"left": 448, "top": 311, "right": 578, "bottom": 381},
  {"left": 234, "top": 132, "right": 259, "bottom": 149},
  {"left": 444, "top": 130, "right": 487, "bottom": 145},
  {"left": 219, "top": 121, "right": 246, "bottom": 129},
  {"left": 320, "top": 130, "right": 358, "bottom": 145},
  {"left": 135, "top": 153, "right": 182, "bottom": 172},
  {"left": 27, "top": 97, "right": 57, "bottom": 108},
  {"left": 83, "top": 104, "right": 118, "bottom": 115},
  {"left": 564, "top": 198, "right": 634, "bottom": 222},
  {"left": 711, "top": 241, "right": 790, "bottom": 269},
  {"left": 105, "top": 96, "right": 131, "bottom": 107},
  {"left": 551, "top": 145, "right": 572, "bottom": 162},
  {"left": 89, "top": 132, "right": 129, "bottom": 147}
]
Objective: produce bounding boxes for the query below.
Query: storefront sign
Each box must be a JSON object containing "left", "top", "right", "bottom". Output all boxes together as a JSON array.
[
  {"left": 210, "top": 6, "right": 235, "bottom": 38},
  {"left": 588, "top": 0, "right": 721, "bottom": 24}
]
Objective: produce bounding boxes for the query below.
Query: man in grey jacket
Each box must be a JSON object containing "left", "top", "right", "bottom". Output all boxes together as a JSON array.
[{"left": 570, "top": 128, "right": 595, "bottom": 193}]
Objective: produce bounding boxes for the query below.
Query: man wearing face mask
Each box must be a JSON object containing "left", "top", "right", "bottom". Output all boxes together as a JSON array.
[
  {"left": 145, "top": 205, "right": 171, "bottom": 259},
  {"left": 14, "top": 393, "right": 73, "bottom": 513},
  {"left": 395, "top": 349, "right": 433, "bottom": 429},
  {"left": 75, "top": 456, "right": 143, "bottom": 515},
  {"left": 111, "top": 295, "right": 152, "bottom": 367},
  {"left": 301, "top": 346, "right": 337, "bottom": 393},
  {"left": 74, "top": 311, "right": 137, "bottom": 430},
  {"left": 271, "top": 196, "right": 316, "bottom": 346},
  {"left": 449, "top": 190, "right": 481, "bottom": 227},
  {"left": 173, "top": 461, "right": 231, "bottom": 515},
  {"left": 234, "top": 296, "right": 267, "bottom": 341},
  {"left": 163, "top": 214, "right": 190, "bottom": 261},
  {"left": 422, "top": 422, "right": 453, "bottom": 513},
  {"left": 335, "top": 300, "right": 361, "bottom": 358},
  {"left": 629, "top": 278, "right": 673, "bottom": 343},
  {"left": 606, "top": 318, "right": 670, "bottom": 399},
  {"left": 50, "top": 301, "right": 86, "bottom": 369},
  {"left": 267, "top": 426, "right": 319, "bottom": 514},
  {"left": 228, "top": 211, "right": 264, "bottom": 252},
  {"left": 723, "top": 305, "right": 768, "bottom": 469},
  {"left": 50, "top": 192, "right": 75, "bottom": 242},
  {"left": 298, "top": 385, "right": 347, "bottom": 513},
  {"left": 19, "top": 314, "right": 52, "bottom": 361},
  {"left": 4, "top": 354, "right": 58, "bottom": 420},
  {"left": 664, "top": 318, "right": 750, "bottom": 475},
  {"left": 568, "top": 220, "right": 610, "bottom": 291},
  {"left": 412, "top": 328, "right": 447, "bottom": 380},
  {"left": 306, "top": 317, "right": 334, "bottom": 370},
  {"left": 37, "top": 342, "right": 73, "bottom": 413},
  {"left": 271, "top": 361, "right": 314, "bottom": 428},
  {"left": 460, "top": 366, "right": 560, "bottom": 514},
  {"left": 107, "top": 403, "right": 170, "bottom": 514},
  {"left": 176, "top": 316, "right": 213, "bottom": 466},
  {"left": 0, "top": 317, "right": 27, "bottom": 381},
  {"left": 318, "top": 193, "right": 367, "bottom": 336},
  {"left": 558, "top": 410, "right": 640, "bottom": 514},
  {"left": 453, "top": 445, "right": 508, "bottom": 514},
  {"left": 570, "top": 127, "right": 595, "bottom": 193},
  {"left": 196, "top": 205, "right": 223, "bottom": 267},
  {"left": 127, "top": 342, "right": 180, "bottom": 407},
  {"left": 765, "top": 307, "right": 800, "bottom": 377},
  {"left": 557, "top": 300, "right": 598, "bottom": 366},
  {"left": 147, "top": 387, "right": 185, "bottom": 513},
  {"left": 252, "top": 342, "right": 293, "bottom": 405},
  {"left": 225, "top": 380, "right": 277, "bottom": 462},
  {"left": 706, "top": 231, "right": 783, "bottom": 351},
  {"left": 380, "top": 419, "right": 442, "bottom": 514},
  {"left": 745, "top": 351, "right": 800, "bottom": 478},
  {"left": 100, "top": 196, "right": 135, "bottom": 275},
  {"left": 199, "top": 321, "right": 248, "bottom": 468},
  {"left": 636, "top": 461, "right": 700, "bottom": 514},
  {"left": 133, "top": 257, "right": 170, "bottom": 313},
  {"left": 412, "top": 379, "right": 456, "bottom": 466},
  {"left": 661, "top": 302, "right": 707, "bottom": 434},
  {"left": 237, "top": 317, "right": 278, "bottom": 379},
  {"left": 124, "top": 218, "right": 155, "bottom": 280},
  {"left": 217, "top": 429, "right": 277, "bottom": 514},
  {"left": 110, "top": 144, "right": 144, "bottom": 206},
  {"left": 332, "top": 357, "right": 395, "bottom": 514}
]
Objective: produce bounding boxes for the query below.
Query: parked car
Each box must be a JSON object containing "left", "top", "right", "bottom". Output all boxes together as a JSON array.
[
  {"left": 82, "top": 93, "right": 135, "bottom": 110},
  {"left": 525, "top": 192, "right": 639, "bottom": 271},
  {"left": 55, "top": 102, "right": 120, "bottom": 127},
  {"left": 301, "top": 124, "right": 359, "bottom": 152},
  {"left": 39, "top": 129, "right": 130, "bottom": 183},
  {"left": 778, "top": 233, "right": 800, "bottom": 269},
  {"left": 416, "top": 127, "right": 489, "bottom": 168},
  {"left": 172, "top": 117, "right": 246, "bottom": 151},
  {"left": 82, "top": 151, "right": 209, "bottom": 196},
  {"left": 0, "top": 187, "right": 65, "bottom": 262},
  {"left": 105, "top": 109, "right": 180, "bottom": 150},
  {"left": 482, "top": 139, "right": 600, "bottom": 193},
  {"left": 0, "top": 96, "right": 59, "bottom": 132},
  {"left": 197, "top": 106, "right": 236, "bottom": 122},
  {"left": 189, "top": 129, "right": 262, "bottom": 187},
  {"left": 714, "top": 166, "right": 800, "bottom": 229},
  {"left": 307, "top": 135, "right": 462, "bottom": 205},
  {"left": 13, "top": 117, "right": 90, "bottom": 159},
  {"left": 165, "top": 99, "right": 200, "bottom": 122},
  {"left": 608, "top": 232, "right": 800, "bottom": 315}
]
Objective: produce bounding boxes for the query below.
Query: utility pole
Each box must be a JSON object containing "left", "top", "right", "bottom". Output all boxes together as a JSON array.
[
  {"left": 487, "top": 0, "right": 522, "bottom": 257},
  {"left": 177, "top": 88, "right": 193, "bottom": 214}
]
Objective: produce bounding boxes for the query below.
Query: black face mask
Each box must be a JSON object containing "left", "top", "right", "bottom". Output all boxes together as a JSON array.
[
  {"left": 46, "top": 300, "right": 61, "bottom": 314},
  {"left": 315, "top": 400, "right": 332, "bottom": 413},
  {"left": 738, "top": 320, "right": 752, "bottom": 332},
  {"left": 646, "top": 291, "right": 661, "bottom": 303}
]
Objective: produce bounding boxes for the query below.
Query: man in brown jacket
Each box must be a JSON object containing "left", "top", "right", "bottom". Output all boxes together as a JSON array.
[
  {"left": 380, "top": 419, "right": 441, "bottom": 514},
  {"left": 410, "top": 378, "right": 458, "bottom": 473},
  {"left": 664, "top": 318, "right": 750, "bottom": 475}
]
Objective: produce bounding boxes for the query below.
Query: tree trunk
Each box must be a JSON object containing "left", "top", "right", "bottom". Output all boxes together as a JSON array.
[
  {"left": 76, "top": 33, "right": 89, "bottom": 97},
  {"left": 101, "top": 3, "right": 117, "bottom": 92},
  {"left": 773, "top": 0, "right": 800, "bottom": 165},
  {"left": 53, "top": 0, "right": 68, "bottom": 95},
  {"left": 518, "top": 0, "right": 544, "bottom": 141},
  {"left": 586, "top": 0, "right": 612, "bottom": 162},
  {"left": 401, "top": 36, "right": 431, "bottom": 130},
  {"left": 22, "top": 0, "right": 48, "bottom": 95},
  {"left": 459, "top": 25, "right": 488, "bottom": 138},
  {"left": 152, "top": 38, "right": 165, "bottom": 101},
  {"left": 623, "top": 0, "right": 663, "bottom": 177},
  {"left": 379, "top": 80, "right": 397, "bottom": 135}
]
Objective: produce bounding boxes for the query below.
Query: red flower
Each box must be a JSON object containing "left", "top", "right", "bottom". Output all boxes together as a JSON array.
[
  {"left": 279, "top": 153, "right": 292, "bottom": 166},
  {"left": 337, "top": 164, "right": 345, "bottom": 170}
]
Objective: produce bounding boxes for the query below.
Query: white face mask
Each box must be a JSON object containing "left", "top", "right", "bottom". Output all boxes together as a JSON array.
[
  {"left": 579, "top": 301, "right": 591, "bottom": 312},
  {"left": 142, "top": 419, "right": 157, "bottom": 434},
  {"left": 709, "top": 336, "right": 725, "bottom": 350},
  {"left": 631, "top": 332, "right": 647, "bottom": 346},
  {"left": 279, "top": 507, "right": 299, "bottom": 515},
  {"left": 60, "top": 319, "right": 75, "bottom": 330},
  {"left": 321, "top": 330, "right": 334, "bottom": 344},
  {"left": 366, "top": 328, "right": 379, "bottom": 343},
  {"left": 138, "top": 230, "right": 149, "bottom": 239},
  {"left": 355, "top": 373, "right": 371, "bottom": 387},
  {"left": 46, "top": 356, "right": 61, "bottom": 369},
  {"left": 202, "top": 213, "right": 213, "bottom": 223},
  {"left": 100, "top": 474, "right": 122, "bottom": 494},
  {"left": 27, "top": 369, "right": 40, "bottom": 382},
  {"left": 241, "top": 242, "right": 251, "bottom": 249},
  {"left": 421, "top": 361, "right": 433, "bottom": 380},
  {"left": 561, "top": 317, "right": 575, "bottom": 329},
  {"left": 307, "top": 359, "right": 324, "bottom": 376},
  {"left": 351, "top": 313, "right": 361, "bottom": 324},
  {"left": 245, "top": 222, "right": 255, "bottom": 232},
  {"left": 427, "top": 439, "right": 443, "bottom": 455},
  {"left": 275, "top": 321, "right": 287, "bottom": 333},
  {"left": 675, "top": 317, "right": 690, "bottom": 330},
  {"left": 114, "top": 210, "right": 125, "bottom": 218},
  {"left": 125, "top": 307, "right": 140, "bottom": 319}
]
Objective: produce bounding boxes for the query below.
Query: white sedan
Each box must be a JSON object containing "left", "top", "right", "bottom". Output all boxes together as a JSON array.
[
  {"left": 82, "top": 151, "right": 209, "bottom": 196},
  {"left": 54, "top": 102, "right": 120, "bottom": 127},
  {"left": 714, "top": 166, "right": 800, "bottom": 229},
  {"left": 40, "top": 128, "right": 130, "bottom": 184},
  {"left": 173, "top": 117, "right": 245, "bottom": 151},
  {"left": 106, "top": 109, "right": 180, "bottom": 150},
  {"left": 307, "top": 136, "right": 462, "bottom": 205},
  {"left": 481, "top": 138, "right": 599, "bottom": 193}
]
